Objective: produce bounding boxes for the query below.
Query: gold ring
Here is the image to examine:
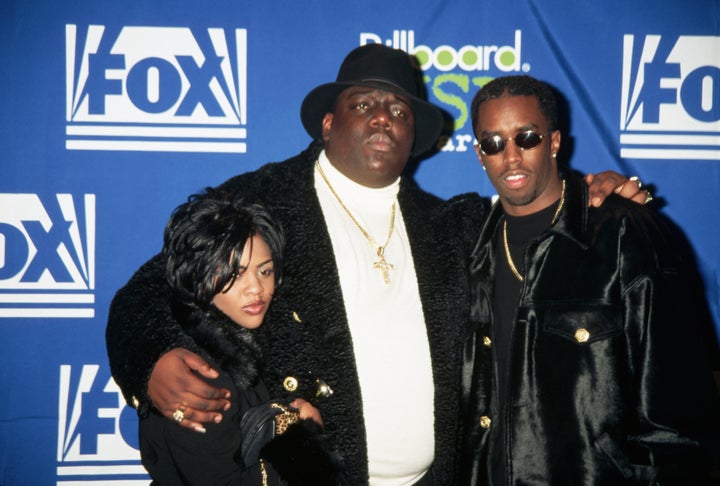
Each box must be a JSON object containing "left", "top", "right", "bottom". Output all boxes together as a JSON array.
[
  {"left": 629, "top": 176, "right": 642, "bottom": 189},
  {"left": 172, "top": 408, "right": 185, "bottom": 423}
]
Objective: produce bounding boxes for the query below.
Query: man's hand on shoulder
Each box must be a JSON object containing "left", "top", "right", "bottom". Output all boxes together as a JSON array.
[
  {"left": 585, "top": 171, "right": 651, "bottom": 207},
  {"left": 148, "top": 348, "right": 231, "bottom": 433}
]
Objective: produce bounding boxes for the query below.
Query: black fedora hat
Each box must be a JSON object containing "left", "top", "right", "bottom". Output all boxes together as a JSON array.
[{"left": 300, "top": 44, "right": 444, "bottom": 157}]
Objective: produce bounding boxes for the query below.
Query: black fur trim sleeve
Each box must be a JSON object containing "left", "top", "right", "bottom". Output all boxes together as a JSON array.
[{"left": 106, "top": 254, "right": 198, "bottom": 414}]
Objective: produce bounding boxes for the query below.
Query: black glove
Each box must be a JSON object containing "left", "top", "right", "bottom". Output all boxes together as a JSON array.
[
  {"left": 236, "top": 401, "right": 292, "bottom": 468},
  {"left": 260, "top": 417, "right": 347, "bottom": 486}
]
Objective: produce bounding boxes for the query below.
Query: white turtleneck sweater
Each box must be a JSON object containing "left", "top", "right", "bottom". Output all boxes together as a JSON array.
[{"left": 314, "top": 151, "right": 434, "bottom": 485}]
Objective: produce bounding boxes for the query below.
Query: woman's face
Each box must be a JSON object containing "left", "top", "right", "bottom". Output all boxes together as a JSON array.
[{"left": 212, "top": 235, "right": 275, "bottom": 329}]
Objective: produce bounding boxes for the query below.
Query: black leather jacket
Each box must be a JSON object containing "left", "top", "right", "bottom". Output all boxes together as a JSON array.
[{"left": 460, "top": 172, "right": 720, "bottom": 485}]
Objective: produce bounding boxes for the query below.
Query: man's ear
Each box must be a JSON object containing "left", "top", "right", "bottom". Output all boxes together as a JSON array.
[
  {"left": 550, "top": 129, "right": 561, "bottom": 157},
  {"left": 473, "top": 142, "right": 482, "bottom": 160},
  {"left": 321, "top": 113, "right": 334, "bottom": 142},
  {"left": 473, "top": 143, "right": 487, "bottom": 171}
]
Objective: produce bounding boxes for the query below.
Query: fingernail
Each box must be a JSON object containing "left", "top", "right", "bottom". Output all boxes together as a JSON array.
[
  {"left": 193, "top": 425, "right": 207, "bottom": 434},
  {"left": 214, "top": 414, "right": 222, "bottom": 423},
  {"left": 224, "top": 401, "right": 231, "bottom": 411}
]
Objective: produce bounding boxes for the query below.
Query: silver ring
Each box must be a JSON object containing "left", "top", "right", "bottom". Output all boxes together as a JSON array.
[
  {"left": 644, "top": 191, "right": 654, "bottom": 205},
  {"left": 629, "top": 176, "right": 642, "bottom": 189},
  {"left": 172, "top": 408, "right": 185, "bottom": 423}
]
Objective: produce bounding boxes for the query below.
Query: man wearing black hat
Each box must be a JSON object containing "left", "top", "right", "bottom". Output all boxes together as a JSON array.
[{"left": 107, "top": 44, "right": 642, "bottom": 485}]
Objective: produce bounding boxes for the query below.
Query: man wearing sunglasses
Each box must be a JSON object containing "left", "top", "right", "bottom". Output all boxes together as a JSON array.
[{"left": 459, "top": 75, "right": 720, "bottom": 485}]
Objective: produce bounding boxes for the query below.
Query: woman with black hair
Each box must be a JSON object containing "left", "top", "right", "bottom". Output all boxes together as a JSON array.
[{"left": 137, "top": 188, "right": 343, "bottom": 485}]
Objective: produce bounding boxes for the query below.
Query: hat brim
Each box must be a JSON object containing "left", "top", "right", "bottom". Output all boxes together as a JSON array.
[{"left": 300, "top": 81, "right": 445, "bottom": 157}]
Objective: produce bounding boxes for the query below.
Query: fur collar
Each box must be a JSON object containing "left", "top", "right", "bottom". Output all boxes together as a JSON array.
[{"left": 172, "top": 300, "right": 263, "bottom": 389}]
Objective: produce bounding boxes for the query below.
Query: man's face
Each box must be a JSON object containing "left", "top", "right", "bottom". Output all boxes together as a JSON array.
[
  {"left": 474, "top": 95, "right": 562, "bottom": 217},
  {"left": 322, "top": 86, "right": 415, "bottom": 188}
]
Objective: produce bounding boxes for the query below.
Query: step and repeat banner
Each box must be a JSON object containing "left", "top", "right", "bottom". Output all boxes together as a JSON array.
[{"left": 2, "top": 0, "right": 718, "bottom": 483}]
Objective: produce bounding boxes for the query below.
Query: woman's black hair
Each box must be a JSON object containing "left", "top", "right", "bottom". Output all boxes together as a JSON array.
[{"left": 162, "top": 187, "right": 285, "bottom": 311}]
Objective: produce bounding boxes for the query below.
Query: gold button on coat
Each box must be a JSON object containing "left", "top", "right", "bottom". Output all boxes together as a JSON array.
[
  {"left": 314, "top": 379, "right": 334, "bottom": 400},
  {"left": 482, "top": 336, "right": 492, "bottom": 347},
  {"left": 479, "top": 416, "right": 492, "bottom": 429},
  {"left": 283, "top": 376, "right": 299, "bottom": 392},
  {"left": 574, "top": 328, "right": 590, "bottom": 343}
]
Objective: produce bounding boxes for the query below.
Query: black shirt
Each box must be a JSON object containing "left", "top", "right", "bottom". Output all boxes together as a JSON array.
[{"left": 490, "top": 200, "right": 559, "bottom": 484}]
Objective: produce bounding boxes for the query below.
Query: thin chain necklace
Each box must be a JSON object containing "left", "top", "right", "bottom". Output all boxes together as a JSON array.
[
  {"left": 259, "top": 459, "right": 268, "bottom": 486},
  {"left": 503, "top": 179, "right": 566, "bottom": 282},
  {"left": 316, "top": 161, "right": 397, "bottom": 285}
]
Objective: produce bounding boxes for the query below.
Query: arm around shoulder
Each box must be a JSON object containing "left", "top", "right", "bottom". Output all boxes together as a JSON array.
[{"left": 106, "top": 253, "right": 196, "bottom": 412}]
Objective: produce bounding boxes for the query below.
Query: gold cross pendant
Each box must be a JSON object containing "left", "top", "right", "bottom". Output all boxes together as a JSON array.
[{"left": 373, "top": 247, "right": 394, "bottom": 285}]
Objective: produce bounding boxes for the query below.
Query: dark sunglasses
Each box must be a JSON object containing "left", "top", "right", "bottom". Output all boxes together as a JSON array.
[{"left": 477, "top": 130, "right": 552, "bottom": 156}]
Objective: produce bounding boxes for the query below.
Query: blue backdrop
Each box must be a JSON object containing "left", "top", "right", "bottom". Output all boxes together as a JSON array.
[{"left": 2, "top": 0, "right": 718, "bottom": 484}]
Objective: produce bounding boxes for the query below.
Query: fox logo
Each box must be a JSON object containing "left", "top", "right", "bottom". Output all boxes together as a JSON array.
[
  {"left": 57, "top": 364, "right": 147, "bottom": 483},
  {"left": 66, "top": 25, "right": 248, "bottom": 153},
  {"left": 620, "top": 34, "right": 719, "bottom": 160},
  {"left": 0, "top": 193, "right": 95, "bottom": 318}
]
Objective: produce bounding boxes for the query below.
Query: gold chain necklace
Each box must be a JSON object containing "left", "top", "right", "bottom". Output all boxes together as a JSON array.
[
  {"left": 503, "top": 179, "right": 566, "bottom": 282},
  {"left": 316, "top": 161, "right": 397, "bottom": 285},
  {"left": 259, "top": 459, "right": 268, "bottom": 486}
]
